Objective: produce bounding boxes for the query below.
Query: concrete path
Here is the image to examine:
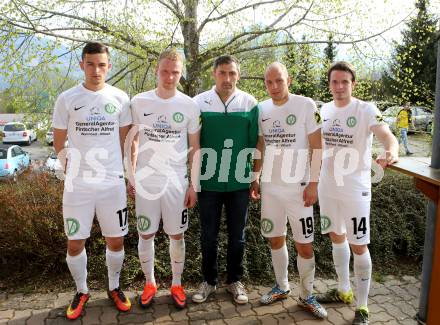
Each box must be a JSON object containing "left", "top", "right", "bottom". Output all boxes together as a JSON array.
[{"left": 0, "top": 275, "right": 420, "bottom": 324}]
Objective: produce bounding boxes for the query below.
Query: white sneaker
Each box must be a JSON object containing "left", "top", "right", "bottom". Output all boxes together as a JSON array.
[
  {"left": 227, "top": 281, "right": 248, "bottom": 304},
  {"left": 192, "top": 281, "right": 216, "bottom": 303}
]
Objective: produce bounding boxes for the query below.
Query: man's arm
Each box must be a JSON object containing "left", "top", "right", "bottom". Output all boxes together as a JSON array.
[
  {"left": 250, "top": 135, "right": 265, "bottom": 200},
  {"left": 119, "top": 125, "right": 131, "bottom": 159},
  {"left": 186, "top": 131, "right": 201, "bottom": 208},
  {"left": 126, "top": 127, "right": 139, "bottom": 198},
  {"left": 371, "top": 124, "right": 399, "bottom": 168},
  {"left": 303, "top": 129, "right": 322, "bottom": 207},
  {"left": 53, "top": 128, "right": 68, "bottom": 170}
]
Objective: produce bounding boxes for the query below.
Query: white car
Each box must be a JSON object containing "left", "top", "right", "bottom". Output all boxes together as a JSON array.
[
  {"left": 1, "top": 122, "right": 37, "bottom": 145},
  {"left": 46, "top": 127, "right": 54, "bottom": 145}
]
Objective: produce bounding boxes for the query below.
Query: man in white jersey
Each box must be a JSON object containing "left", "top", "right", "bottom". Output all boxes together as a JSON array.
[
  {"left": 129, "top": 48, "right": 200, "bottom": 309},
  {"left": 52, "top": 42, "right": 132, "bottom": 320},
  {"left": 250, "top": 62, "right": 327, "bottom": 319},
  {"left": 316, "top": 61, "right": 398, "bottom": 325}
]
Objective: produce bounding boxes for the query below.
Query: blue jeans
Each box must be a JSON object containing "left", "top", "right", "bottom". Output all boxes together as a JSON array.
[
  {"left": 399, "top": 128, "right": 410, "bottom": 153},
  {"left": 198, "top": 189, "right": 249, "bottom": 285}
]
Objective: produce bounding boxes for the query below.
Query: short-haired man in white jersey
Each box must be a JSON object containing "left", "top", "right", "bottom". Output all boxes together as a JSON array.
[
  {"left": 52, "top": 42, "right": 132, "bottom": 320},
  {"left": 129, "top": 48, "right": 200, "bottom": 309},
  {"left": 250, "top": 62, "right": 327, "bottom": 319},
  {"left": 316, "top": 61, "right": 398, "bottom": 325}
]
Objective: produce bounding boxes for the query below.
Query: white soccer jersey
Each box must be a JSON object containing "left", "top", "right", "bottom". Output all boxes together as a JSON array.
[
  {"left": 131, "top": 90, "right": 200, "bottom": 184},
  {"left": 259, "top": 94, "right": 321, "bottom": 189},
  {"left": 319, "top": 98, "right": 385, "bottom": 201},
  {"left": 52, "top": 83, "right": 131, "bottom": 183}
]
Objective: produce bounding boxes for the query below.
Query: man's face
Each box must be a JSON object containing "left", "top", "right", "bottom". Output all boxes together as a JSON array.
[
  {"left": 213, "top": 62, "right": 240, "bottom": 96},
  {"left": 329, "top": 70, "right": 355, "bottom": 102},
  {"left": 156, "top": 58, "right": 183, "bottom": 91},
  {"left": 264, "top": 67, "right": 290, "bottom": 103},
  {"left": 80, "top": 53, "right": 111, "bottom": 86}
]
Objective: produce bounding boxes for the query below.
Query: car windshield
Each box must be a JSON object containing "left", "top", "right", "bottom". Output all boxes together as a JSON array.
[
  {"left": 0, "top": 149, "right": 6, "bottom": 159},
  {"left": 4, "top": 124, "right": 25, "bottom": 131}
]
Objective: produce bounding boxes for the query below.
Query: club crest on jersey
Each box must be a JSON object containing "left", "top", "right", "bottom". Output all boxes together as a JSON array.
[
  {"left": 105, "top": 103, "right": 117, "bottom": 114},
  {"left": 346, "top": 116, "right": 357, "bottom": 128},
  {"left": 173, "top": 112, "right": 184, "bottom": 123},
  {"left": 286, "top": 114, "right": 296, "bottom": 125}
]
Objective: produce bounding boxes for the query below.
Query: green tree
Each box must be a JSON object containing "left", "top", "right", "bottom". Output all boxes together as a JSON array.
[
  {"left": 386, "top": 0, "right": 438, "bottom": 106},
  {"left": 284, "top": 36, "right": 320, "bottom": 99},
  {"left": 319, "top": 34, "right": 337, "bottom": 102}
]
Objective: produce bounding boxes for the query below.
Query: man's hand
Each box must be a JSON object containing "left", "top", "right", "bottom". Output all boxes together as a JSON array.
[
  {"left": 250, "top": 180, "right": 261, "bottom": 200},
  {"left": 303, "top": 182, "right": 318, "bottom": 207},
  {"left": 376, "top": 150, "right": 398, "bottom": 169},
  {"left": 184, "top": 185, "right": 197, "bottom": 208}
]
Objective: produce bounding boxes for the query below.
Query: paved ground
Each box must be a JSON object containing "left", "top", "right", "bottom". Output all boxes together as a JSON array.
[
  {"left": 0, "top": 275, "right": 421, "bottom": 324},
  {"left": 372, "top": 133, "right": 432, "bottom": 158}
]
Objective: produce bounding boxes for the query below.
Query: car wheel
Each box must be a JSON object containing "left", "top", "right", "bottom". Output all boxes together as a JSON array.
[{"left": 12, "top": 170, "right": 18, "bottom": 182}]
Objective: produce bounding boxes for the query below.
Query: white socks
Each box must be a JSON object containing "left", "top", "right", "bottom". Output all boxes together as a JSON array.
[
  {"left": 169, "top": 238, "right": 185, "bottom": 286},
  {"left": 354, "top": 250, "right": 372, "bottom": 308},
  {"left": 66, "top": 249, "right": 88, "bottom": 294},
  {"left": 270, "top": 245, "right": 289, "bottom": 291},
  {"left": 332, "top": 240, "right": 351, "bottom": 293},
  {"left": 138, "top": 236, "right": 155, "bottom": 284},
  {"left": 297, "top": 254, "right": 315, "bottom": 299},
  {"left": 106, "top": 248, "right": 125, "bottom": 291}
]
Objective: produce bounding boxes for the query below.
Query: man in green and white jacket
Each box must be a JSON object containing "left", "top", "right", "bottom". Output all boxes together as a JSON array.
[{"left": 192, "top": 55, "right": 259, "bottom": 305}]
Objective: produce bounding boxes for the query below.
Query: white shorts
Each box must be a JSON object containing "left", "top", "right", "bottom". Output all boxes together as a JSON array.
[
  {"left": 135, "top": 177, "right": 188, "bottom": 236},
  {"left": 319, "top": 195, "right": 371, "bottom": 245},
  {"left": 63, "top": 179, "right": 128, "bottom": 240},
  {"left": 260, "top": 186, "right": 314, "bottom": 243}
]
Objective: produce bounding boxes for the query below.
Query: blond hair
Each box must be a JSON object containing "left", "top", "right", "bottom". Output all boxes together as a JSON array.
[{"left": 158, "top": 48, "right": 183, "bottom": 63}]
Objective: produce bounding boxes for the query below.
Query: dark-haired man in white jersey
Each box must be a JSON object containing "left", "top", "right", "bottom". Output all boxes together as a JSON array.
[{"left": 53, "top": 42, "right": 132, "bottom": 320}]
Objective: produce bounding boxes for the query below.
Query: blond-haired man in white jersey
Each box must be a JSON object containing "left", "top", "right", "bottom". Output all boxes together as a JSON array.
[
  {"left": 251, "top": 62, "right": 327, "bottom": 319},
  {"left": 130, "top": 48, "right": 200, "bottom": 309},
  {"left": 316, "top": 61, "right": 398, "bottom": 325},
  {"left": 53, "top": 42, "right": 132, "bottom": 320}
]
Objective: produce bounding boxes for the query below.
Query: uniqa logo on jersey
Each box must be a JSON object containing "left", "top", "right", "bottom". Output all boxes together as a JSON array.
[
  {"left": 329, "top": 119, "right": 343, "bottom": 133},
  {"left": 86, "top": 106, "right": 106, "bottom": 121},
  {"left": 153, "top": 115, "right": 171, "bottom": 129},
  {"left": 269, "top": 119, "right": 285, "bottom": 134}
]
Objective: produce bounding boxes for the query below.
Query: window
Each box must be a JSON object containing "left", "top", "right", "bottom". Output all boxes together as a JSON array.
[
  {"left": 12, "top": 147, "right": 23, "bottom": 157},
  {"left": 4, "top": 123, "right": 25, "bottom": 132},
  {"left": 0, "top": 149, "right": 6, "bottom": 159}
]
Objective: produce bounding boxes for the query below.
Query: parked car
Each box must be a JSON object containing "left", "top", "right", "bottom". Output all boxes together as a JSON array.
[
  {"left": 0, "top": 144, "right": 31, "bottom": 181},
  {"left": 383, "top": 105, "right": 434, "bottom": 133},
  {"left": 46, "top": 127, "right": 54, "bottom": 145},
  {"left": 1, "top": 122, "right": 37, "bottom": 145}
]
